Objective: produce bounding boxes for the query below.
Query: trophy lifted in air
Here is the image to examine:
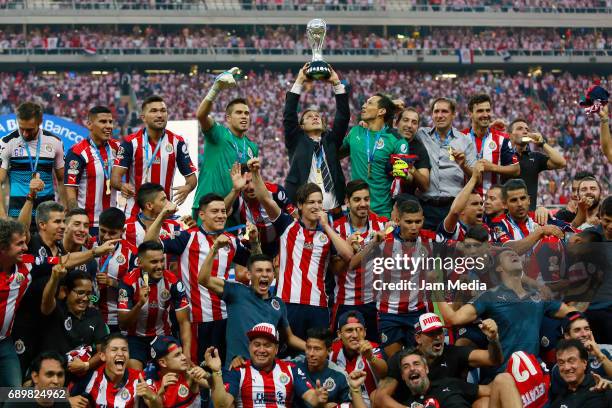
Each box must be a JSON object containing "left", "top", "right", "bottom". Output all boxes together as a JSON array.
[{"left": 305, "top": 18, "right": 332, "bottom": 80}]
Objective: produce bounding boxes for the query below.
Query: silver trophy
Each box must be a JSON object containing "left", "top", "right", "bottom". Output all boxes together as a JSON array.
[{"left": 305, "top": 18, "right": 331, "bottom": 80}]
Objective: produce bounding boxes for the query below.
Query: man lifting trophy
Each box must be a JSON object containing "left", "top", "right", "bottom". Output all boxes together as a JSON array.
[{"left": 305, "top": 18, "right": 332, "bottom": 80}]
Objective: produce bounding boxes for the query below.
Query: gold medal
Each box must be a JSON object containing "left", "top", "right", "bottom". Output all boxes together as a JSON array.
[
  {"left": 143, "top": 272, "right": 149, "bottom": 286},
  {"left": 105, "top": 179, "right": 111, "bottom": 195},
  {"left": 385, "top": 226, "right": 394, "bottom": 235},
  {"left": 448, "top": 146, "right": 455, "bottom": 161},
  {"left": 315, "top": 168, "right": 323, "bottom": 185}
]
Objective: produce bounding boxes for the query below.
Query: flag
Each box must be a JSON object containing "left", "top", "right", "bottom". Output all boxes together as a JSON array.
[
  {"left": 497, "top": 45, "right": 511, "bottom": 61},
  {"left": 457, "top": 48, "right": 473, "bottom": 64},
  {"left": 83, "top": 46, "right": 97, "bottom": 55}
]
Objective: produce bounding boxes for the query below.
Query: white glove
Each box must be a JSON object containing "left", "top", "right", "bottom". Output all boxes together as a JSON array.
[{"left": 205, "top": 67, "right": 240, "bottom": 102}]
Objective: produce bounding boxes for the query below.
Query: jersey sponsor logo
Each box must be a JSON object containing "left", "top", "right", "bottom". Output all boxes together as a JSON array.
[
  {"left": 181, "top": 144, "right": 188, "bottom": 155},
  {"left": 304, "top": 242, "right": 314, "bottom": 250},
  {"left": 165, "top": 144, "right": 173, "bottom": 153},
  {"left": 271, "top": 299, "right": 280, "bottom": 311},
  {"left": 178, "top": 384, "right": 189, "bottom": 398},
  {"left": 318, "top": 233, "right": 329, "bottom": 244},
  {"left": 44, "top": 144, "right": 53, "bottom": 153},
  {"left": 323, "top": 377, "right": 336, "bottom": 391},
  {"left": 277, "top": 190, "right": 285, "bottom": 201},
  {"left": 160, "top": 290, "right": 171, "bottom": 301},
  {"left": 14, "top": 339, "right": 25, "bottom": 355},
  {"left": 115, "top": 254, "right": 126, "bottom": 265},
  {"left": 67, "top": 169, "right": 79, "bottom": 175},
  {"left": 279, "top": 373, "right": 290, "bottom": 385},
  {"left": 400, "top": 144, "right": 408, "bottom": 153},
  {"left": 489, "top": 141, "right": 497, "bottom": 150},
  {"left": 69, "top": 160, "right": 79, "bottom": 169},
  {"left": 39, "top": 247, "right": 48, "bottom": 258},
  {"left": 64, "top": 317, "right": 72, "bottom": 331},
  {"left": 176, "top": 282, "right": 185, "bottom": 293}
]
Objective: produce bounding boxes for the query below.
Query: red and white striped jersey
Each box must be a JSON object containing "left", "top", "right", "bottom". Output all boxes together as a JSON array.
[
  {"left": 233, "top": 182, "right": 296, "bottom": 247},
  {"left": 65, "top": 139, "right": 120, "bottom": 227},
  {"left": 333, "top": 212, "right": 387, "bottom": 305},
  {"left": 152, "top": 372, "right": 200, "bottom": 408},
  {"left": 223, "top": 360, "right": 311, "bottom": 408},
  {"left": 461, "top": 127, "right": 517, "bottom": 193},
  {"left": 161, "top": 229, "right": 250, "bottom": 323},
  {"left": 114, "top": 128, "right": 197, "bottom": 218},
  {"left": 329, "top": 339, "right": 383, "bottom": 407},
  {"left": 0, "top": 262, "right": 31, "bottom": 340},
  {"left": 273, "top": 213, "right": 333, "bottom": 307},
  {"left": 95, "top": 240, "right": 137, "bottom": 326},
  {"left": 118, "top": 268, "right": 189, "bottom": 337},
  {"left": 124, "top": 215, "right": 183, "bottom": 247},
  {"left": 375, "top": 229, "right": 434, "bottom": 314},
  {"left": 80, "top": 366, "right": 144, "bottom": 408}
]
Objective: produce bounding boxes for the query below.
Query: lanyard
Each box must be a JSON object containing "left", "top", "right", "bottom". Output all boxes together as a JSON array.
[
  {"left": 315, "top": 145, "right": 325, "bottom": 171},
  {"left": 469, "top": 128, "right": 489, "bottom": 160},
  {"left": 433, "top": 128, "right": 453, "bottom": 148},
  {"left": 230, "top": 131, "right": 248, "bottom": 162},
  {"left": 143, "top": 129, "right": 165, "bottom": 171},
  {"left": 366, "top": 126, "right": 387, "bottom": 165},
  {"left": 89, "top": 139, "right": 112, "bottom": 179},
  {"left": 21, "top": 131, "right": 42, "bottom": 174},
  {"left": 99, "top": 243, "right": 120, "bottom": 274}
]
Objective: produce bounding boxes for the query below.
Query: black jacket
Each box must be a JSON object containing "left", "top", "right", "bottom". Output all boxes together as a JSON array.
[{"left": 283, "top": 91, "right": 350, "bottom": 205}]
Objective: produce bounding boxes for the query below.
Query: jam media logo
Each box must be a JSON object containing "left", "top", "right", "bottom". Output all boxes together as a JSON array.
[{"left": 0, "top": 114, "right": 88, "bottom": 151}]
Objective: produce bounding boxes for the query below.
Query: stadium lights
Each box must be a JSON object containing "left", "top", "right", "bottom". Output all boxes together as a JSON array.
[
  {"left": 144, "top": 70, "right": 175, "bottom": 74},
  {"left": 397, "top": 34, "right": 405, "bottom": 39},
  {"left": 91, "top": 71, "right": 109, "bottom": 75},
  {"left": 42, "top": 71, "right": 57, "bottom": 75}
]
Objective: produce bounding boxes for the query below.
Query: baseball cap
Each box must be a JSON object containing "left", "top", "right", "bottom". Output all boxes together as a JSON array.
[
  {"left": 246, "top": 323, "right": 279, "bottom": 343},
  {"left": 150, "top": 336, "right": 181, "bottom": 360},
  {"left": 561, "top": 311, "right": 588, "bottom": 335},
  {"left": 415, "top": 313, "right": 444, "bottom": 334},
  {"left": 337, "top": 310, "right": 366, "bottom": 330}
]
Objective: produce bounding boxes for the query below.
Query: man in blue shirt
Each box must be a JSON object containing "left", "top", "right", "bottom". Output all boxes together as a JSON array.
[
  {"left": 198, "top": 251, "right": 305, "bottom": 369},
  {"left": 293, "top": 327, "right": 366, "bottom": 408},
  {"left": 437, "top": 247, "right": 575, "bottom": 367}
]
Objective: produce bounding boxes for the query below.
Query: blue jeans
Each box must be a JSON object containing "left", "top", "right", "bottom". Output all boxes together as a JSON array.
[{"left": 0, "top": 337, "right": 22, "bottom": 387}]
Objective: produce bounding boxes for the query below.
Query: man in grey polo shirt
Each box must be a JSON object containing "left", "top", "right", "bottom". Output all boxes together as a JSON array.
[{"left": 416, "top": 97, "right": 477, "bottom": 230}]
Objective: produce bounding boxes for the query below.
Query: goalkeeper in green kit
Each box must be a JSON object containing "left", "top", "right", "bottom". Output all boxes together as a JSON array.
[
  {"left": 340, "top": 93, "right": 412, "bottom": 218},
  {"left": 193, "top": 67, "right": 259, "bottom": 217}
]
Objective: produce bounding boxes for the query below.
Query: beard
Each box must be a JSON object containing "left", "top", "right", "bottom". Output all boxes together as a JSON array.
[{"left": 407, "top": 376, "right": 430, "bottom": 396}]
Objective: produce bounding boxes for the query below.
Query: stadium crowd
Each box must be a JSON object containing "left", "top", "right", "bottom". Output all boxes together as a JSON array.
[
  {"left": 0, "top": 60, "right": 611, "bottom": 408},
  {"left": 0, "top": 26, "right": 610, "bottom": 55},
  {"left": 1, "top": 0, "right": 610, "bottom": 12}
]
